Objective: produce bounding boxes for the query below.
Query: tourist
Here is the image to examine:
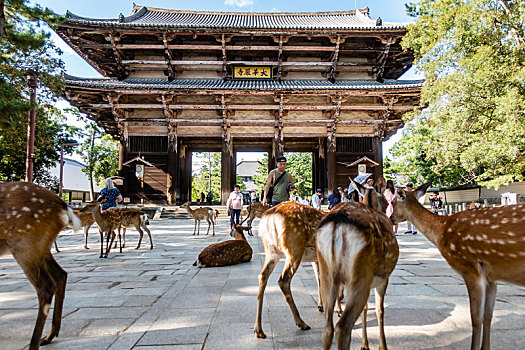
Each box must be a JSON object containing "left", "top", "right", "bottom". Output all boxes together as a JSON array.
[
  {"left": 312, "top": 188, "right": 323, "bottom": 209},
  {"left": 262, "top": 155, "right": 293, "bottom": 206},
  {"left": 227, "top": 184, "right": 243, "bottom": 228},
  {"left": 196, "top": 191, "right": 201, "bottom": 204},
  {"left": 98, "top": 178, "right": 123, "bottom": 211},
  {"left": 404, "top": 183, "right": 418, "bottom": 235},
  {"left": 328, "top": 188, "right": 341, "bottom": 210},
  {"left": 384, "top": 179, "right": 398, "bottom": 235},
  {"left": 206, "top": 191, "right": 213, "bottom": 205}
]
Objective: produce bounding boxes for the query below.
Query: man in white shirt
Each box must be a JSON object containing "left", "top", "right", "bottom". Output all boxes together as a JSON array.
[
  {"left": 227, "top": 185, "right": 243, "bottom": 228},
  {"left": 312, "top": 188, "right": 322, "bottom": 209}
]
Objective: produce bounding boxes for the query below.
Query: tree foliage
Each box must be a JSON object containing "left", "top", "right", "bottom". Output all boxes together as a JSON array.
[
  {"left": 191, "top": 152, "right": 221, "bottom": 201},
  {"left": 0, "top": 0, "right": 70, "bottom": 184},
  {"left": 398, "top": 0, "right": 525, "bottom": 188}
]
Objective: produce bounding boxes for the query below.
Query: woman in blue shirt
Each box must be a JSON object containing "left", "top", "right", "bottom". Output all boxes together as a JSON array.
[{"left": 98, "top": 178, "right": 123, "bottom": 211}]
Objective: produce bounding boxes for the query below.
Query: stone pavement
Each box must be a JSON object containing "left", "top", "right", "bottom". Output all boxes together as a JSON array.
[{"left": 1, "top": 216, "right": 525, "bottom": 349}]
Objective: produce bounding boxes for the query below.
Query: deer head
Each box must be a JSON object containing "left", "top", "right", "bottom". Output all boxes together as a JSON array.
[
  {"left": 230, "top": 224, "right": 251, "bottom": 239},
  {"left": 80, "top": 200, "right": 101, "bottom": 213},
  {"left": 391, "top": 181, "right": 432, "bottom": 224},
  {"left": 351, "top": 179, "right": 388, "bottom": 213}
]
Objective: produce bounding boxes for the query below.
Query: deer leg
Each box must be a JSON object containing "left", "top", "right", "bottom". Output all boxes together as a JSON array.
[
  {"left": 83, "top": 224, "right": 90, "bottom": 249},
  {"left": 317, "top": 255, "right": 338, "bottom": 350},
  {"left": 254, "top": 254, "right": 279, "bottom": 339},
  {"left": 121, "top": 228, "right": 126, "bottom": 248},
  {"left": 311, "top": 262, "right": 324, "bottom": 312},
  {"left": 105, "top": 230, "right": 116, "bottom": 258},
  {"left": 118, "top": 230, "right": 122, "bottom": 253},
  {"left": 374, "top": 279, "right": 389, "bottom": 350},
  {"left": 482, "top": 280, "right": 497, "bottom": 350},
  {"left": 40, "top": 252, "right": 67, "bottom": 346},
  {"left": 211, "top": 216, "right": 215, "bottom": 236},
  {"left": 278, "top": 256, "right": 310, "bottom": 331},
  {"left": 193, "top": 219, "right": 197, "bottom": 235},
  {"left": 336, "top": 285, "right": 344, "bottom": 317},
  {"left": 54, "top": 240, "right": 60, "bottom": 253},
  {"left": 361, "top": 302, "right": 369, "bottom": 350},
  {"left": 247, "top": 218, "right": 254, "bottom": 236},
  {"left": 206, "top": 217, "right": 211, "bottom": 235},
  {"left": 12, "top": 251, "right": 55, "bottom": 350},
  {"left": 464, "top": 273, "right": 486, "bottom": 350},
  {"left": 135, "top": 226, "right": 144, "bottom": 250},
  {"left": 144, "top": 224, "right": 153, "bottom": 249},
  {"left": 99, "top": 230, "right": 104, "bottom": 258},
  {"left": 335, "top": 278, "right": 372, "bottom": 350}
]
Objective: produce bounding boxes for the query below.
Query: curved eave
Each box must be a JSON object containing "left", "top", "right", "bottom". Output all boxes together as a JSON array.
[{"left": 65, "top": 77, "right": 424, "bottom": 92}]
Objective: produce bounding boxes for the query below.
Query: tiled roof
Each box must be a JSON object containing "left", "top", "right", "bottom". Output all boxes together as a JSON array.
[
  {"left": 66, "top": 77, "right": 424, "bottom": 91},
  {"left": 65, "top": 6, "right": 407, "bottom": 31}
]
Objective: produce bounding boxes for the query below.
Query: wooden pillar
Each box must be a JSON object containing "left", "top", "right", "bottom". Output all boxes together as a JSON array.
[
  {"left": 118, "top": 139, "right": 129, "bottom": 196},
  {"left": 178, "top": 144, "right": 190, "bottom": 203},
  {"left": 372, "top": 137, "right": 383, "bottom": 180},
  {"left": 221, "top": 140, "right": 233, "bottom": 205},
  {"left": 167, "top": 138, "right": 178, "bottom": 205},
  {"left": 327, "top": 134, "right": 336, "bottom": 193}
]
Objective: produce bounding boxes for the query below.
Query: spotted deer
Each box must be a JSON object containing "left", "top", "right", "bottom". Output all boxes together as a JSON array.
[
  {"left": 392, "top": 182, "right": 525, "bottom": 350},
  {"left": 243, "top": 203, "right": 271, "bottom": 236},
  {"left": 74, "top": 210, "right": 95, "bottom": 249},
  {"left": 254, "top": 201, "right": 326, "bottom": 339},
  {"left": 193, "top": 224, "right": 253, "bottom": 267},
  {"left": 316, "top": 180, "right": 399, "bottom": 350},
  {"left": 181, "top": 201, "right": 215, "bottom": 236},
  {"left": 79, "top": 200, "right": 122, "bottom": 258},
  {"left": 0, "top": 182, "right": 81, "bottom": 349},
  {"left": 117, "top": 209, "right": 153, "bottom": 250}
]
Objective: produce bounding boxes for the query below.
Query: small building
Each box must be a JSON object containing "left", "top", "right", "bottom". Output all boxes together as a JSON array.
[
  {"left": 236, "top": 160, "right": 259, "bottom": 191},
  {"left": 48, "top": 158, "right": 102, "bottom": 203}
]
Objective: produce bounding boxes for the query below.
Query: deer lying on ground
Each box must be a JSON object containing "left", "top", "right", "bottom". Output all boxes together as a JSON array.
[
  {"left": 193, "top": 224, "right": 253, "bottom": 267},
  {"left": 181, "top": 201, "right": 215, "bottom": 236},
  {"left": 316, "top": 180, "right": 398, "bottom": 350},
  {"left": 115, "top": 209, "right": 153, "bottom": 250},
  {"left": 0, "top": 182, "right": 80, "bottom": 349},
  {"left": 243, "top": 203, "right": 271, "bottom": 236},
  {"left": 392, "top": 182, "right": 525, "bottom": 350},
  {"left": 254, "top": 201, "right": 326, "bottom": 339},
  {"left": 79, "top": 200, "right": 122, "bottom": 258}
]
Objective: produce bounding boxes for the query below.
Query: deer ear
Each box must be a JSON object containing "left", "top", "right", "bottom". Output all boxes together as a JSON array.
[
  {"left": 415, "top": 181, "right": 432, "bottom": 199},
  {"left": 375, "top": 176, "right": 386, "bottom": 193}
]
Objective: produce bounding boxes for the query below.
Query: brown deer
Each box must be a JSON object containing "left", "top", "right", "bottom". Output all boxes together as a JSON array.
[
  {"left": 243, "top": 203, "right": 271, "bottom": 236},
  {"left": 254, "top": 201, "right": 325, "bottom": 339},
  {"left": 0, "top": 182, "right": 81, "bottom": 349},
  {"left": 180, "top": 201, "right": 215, "bottom": 236},
  {"left": 111, "top": 209, "right": 153, "bottom": 250},
  {"left": 316, "top": 180, "right": 399, "bottom": 350},
  {"left": 392, "top": 182, "right": 525, "bottom": 350},
  {"left": 79, "top": 200, "right": 122, "bottom": 258},
  {"left": 193, "top": 224, "right": 253, "bottom": 267},
  {"left": 53, "top": 211, "right": 94, "bottom": 252}
]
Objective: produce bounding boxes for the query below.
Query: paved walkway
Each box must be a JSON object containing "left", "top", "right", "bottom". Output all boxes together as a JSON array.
[{"left": 1, "top": 216, "right": 524, "bottom": 349}]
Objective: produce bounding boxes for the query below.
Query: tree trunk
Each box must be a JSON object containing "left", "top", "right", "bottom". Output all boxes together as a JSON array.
[{"left": 0, "top": 0, "right": 5, "bottom": 44}]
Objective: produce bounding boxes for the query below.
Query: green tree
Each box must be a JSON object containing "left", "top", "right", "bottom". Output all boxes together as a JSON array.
[
  {"left": 400, "top": 0, "right": 525, "bottom": 189},
  {"left": 191, "top": 152, "right": 221, "bottom": 202},
  {"left": 78, "top": 131, "right": 119, "bottom": 188},
  {"left": 0, "top": 0, "right": 69, "bottom": 184}
]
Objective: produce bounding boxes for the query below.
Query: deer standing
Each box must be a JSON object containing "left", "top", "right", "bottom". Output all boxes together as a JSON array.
[
  {"left": 116, "top": 209, "right": 153, "bottom": 250},
  {"left": 0, "top": 182, "right": 80, "bottom": 349},
  {"left": 254, "top": 201, "right": 325, "bottom": 339},
  {"left": 243, "top": 203, "right": 271, "bottom": 236},
  {"left": 193, "top": 224, "right": 253, "bottom": 267},
  {"left": 392, "top": 182, "right": 525, "bottom": 350},
  {"left": 79, "top": 200, "right": 122, "bottom": 258},
  {"left": 74, "top": 210, "right": 95, "bottom": 249},
  {"left": 181, "top": 201, "right": 215, "bottom": 236},
  {"left": 316, "top": 180, "right": 399, "bottom": 350}
]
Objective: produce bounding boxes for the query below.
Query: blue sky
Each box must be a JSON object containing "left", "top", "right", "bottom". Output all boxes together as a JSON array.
[{"left": 32, "top": 0, "right": 421, "bottom": 158}]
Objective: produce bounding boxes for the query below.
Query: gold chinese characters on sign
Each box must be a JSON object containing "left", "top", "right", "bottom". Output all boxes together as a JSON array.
[{"left": 233, "top": 66, "right": 272, "bottom": 80}]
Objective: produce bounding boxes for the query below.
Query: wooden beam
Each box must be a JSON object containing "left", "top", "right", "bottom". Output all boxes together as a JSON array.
[
  {"left": 162, "top": 33, "right": 177, "bottom": 80},
  {"left": 327, "top": 35, "right": 341, "bottom": 82}
]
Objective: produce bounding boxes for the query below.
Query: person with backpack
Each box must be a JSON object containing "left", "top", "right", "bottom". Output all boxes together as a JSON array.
[{"left": 262, "top": 155, "right": 293, "bottom": 206}]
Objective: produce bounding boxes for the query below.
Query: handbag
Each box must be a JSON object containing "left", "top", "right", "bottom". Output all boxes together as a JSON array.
[{"left": 267, "top": 171, "right": 287, "bottom": 203}]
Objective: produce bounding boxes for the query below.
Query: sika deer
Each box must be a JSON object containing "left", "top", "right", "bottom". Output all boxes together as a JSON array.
[
  {"left": 254, "top": 201, "right": 325, "bottom": 339},
  {"left": 0, "top": 182, "right": 80, "bottom": 349},
  {"left": 79, "top": 200, "right": 122, "bottom": 258},
  {"left": 316, "top": 182, "right": 399, "bottom": 350},
  {"left": 181, "top": 201, "right": 215, "bottom": 236},
  {"left": 193, "top": 224, "right": 253, "bottom": 267},
  {"left": 74, "top": 210, "right": 95, "bottom": 249},
  {"left": 244, "top": 203, "right": 271, "bottom": 236},
  {"left": 117, "top": 209, "right": 153, "bottom": 250},
  {"left": 392, "top": 182, "right": 525, "bottom": 350}
]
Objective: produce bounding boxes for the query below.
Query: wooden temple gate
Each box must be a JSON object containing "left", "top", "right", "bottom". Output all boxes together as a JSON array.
[{"left": 57, "top": 5, "right": 422, "bottom": 204}]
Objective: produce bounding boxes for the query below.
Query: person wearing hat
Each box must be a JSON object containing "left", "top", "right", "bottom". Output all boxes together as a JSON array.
[
  {"left": 263, "top": 155, "right": 294, "bottom": 206},
  {"left": 312, "top": 188, "right": 323, "bottom": 209}
]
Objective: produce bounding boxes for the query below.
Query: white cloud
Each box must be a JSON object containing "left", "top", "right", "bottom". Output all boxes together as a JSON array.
[{"left": 224, "top": 0, "right": 255, "bottom": 7}]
